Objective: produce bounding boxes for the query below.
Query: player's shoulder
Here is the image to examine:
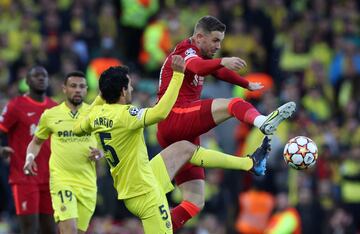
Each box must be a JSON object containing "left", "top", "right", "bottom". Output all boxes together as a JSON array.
[
  {"left": 174, "top": 38, "right": 199, "bottom": 60},
  {"left": 7, "top": 96, "right": 24, "bottom": 106},
  {"left": 110, "top": 104, "right": 141, "bottom": 119},
  {"left": 127, "top": 105, "right": 141, "bottom": 116},
  {"left": 42, "top": 102, "right": 62, "bottom": 115},
  {"left": 80, "top": 102, "right": 91, "bottom": 109},
  {"left": 176, "top": 38, "right": 198, "bottom": 51},
  {"left": 2, "top": 96, "right": 25, "bottom": 112}
]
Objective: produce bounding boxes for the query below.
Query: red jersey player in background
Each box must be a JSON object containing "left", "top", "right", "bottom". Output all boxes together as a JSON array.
[
  {"left": 0, "top": 66, "right": 57, "bottom": 234},
  {"left": 157, "top": 16, "right": 296, "bottom": 231}
]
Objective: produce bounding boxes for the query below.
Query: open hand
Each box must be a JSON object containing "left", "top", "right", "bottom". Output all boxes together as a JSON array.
[{"left": 23, "top": 154, "right": 37, "bottom": 176}]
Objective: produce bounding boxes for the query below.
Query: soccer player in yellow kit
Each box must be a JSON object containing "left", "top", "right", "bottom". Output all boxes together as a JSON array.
[
  {"left": 74, "top": 56, "right": 270, "bottom": 233},
  {"left": 23, "top": 71, "right": 97, "bottom": 234}
]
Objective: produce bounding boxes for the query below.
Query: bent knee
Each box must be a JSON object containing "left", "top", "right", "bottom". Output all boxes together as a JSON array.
[{"left": 173, "top": 140, "right": 197, "bottom": 156}]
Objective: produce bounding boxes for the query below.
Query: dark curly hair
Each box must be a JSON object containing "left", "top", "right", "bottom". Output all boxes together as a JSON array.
[{"left": 99, "top": 66, "right": 130, "bottom": 104}]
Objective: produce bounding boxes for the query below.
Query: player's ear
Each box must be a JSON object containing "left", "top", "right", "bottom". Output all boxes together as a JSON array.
[
  {"left": 121, "top": 87, "right": 126, "bottom": 97},
  {"left": 195, "top": 32, "right": 203, "bottom": 41}
]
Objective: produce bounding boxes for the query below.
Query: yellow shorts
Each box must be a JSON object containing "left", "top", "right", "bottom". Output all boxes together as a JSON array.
[
  {"left": 124, "top": 154, "right": 174, "bottom": 234},
  {"left": 50, "top": 183, "right": 97, "bottom": 231}
]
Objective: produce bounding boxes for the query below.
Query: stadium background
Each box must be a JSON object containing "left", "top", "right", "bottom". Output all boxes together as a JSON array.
[{"left": 0, "top": 0, "right": 359, "bottom": 233}]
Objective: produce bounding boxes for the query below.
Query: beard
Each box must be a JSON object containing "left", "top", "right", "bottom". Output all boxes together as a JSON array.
[{"left": 69, "top": 97, "right": 83, "bottom": 106}]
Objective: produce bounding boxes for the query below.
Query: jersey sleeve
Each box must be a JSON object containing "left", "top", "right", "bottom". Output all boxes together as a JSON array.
[
  {"left": 179, "top": 46, "right": 200, "bottom": 65},
  {"left": 124, "top": 106, "right": 148, "bottom": 130},
  {"left": 0, "top": 100, "right": 18, "bottom": 133},
  {"left": 212, "top": 67, "right": 249, "bottom": 88},
  {"left": 125, "top": 70, "right": 184, "bottom": 130},
  {"left": 178, "top": 46, "right": 223, "bottom": 76},
  {"left": 34, "top": 111, "right": 51, "bottom": 140}
]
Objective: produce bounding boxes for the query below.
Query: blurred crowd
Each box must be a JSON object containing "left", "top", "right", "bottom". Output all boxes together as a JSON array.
[{"left": 0, "top": 0, "right": 360, "bottom": 233}]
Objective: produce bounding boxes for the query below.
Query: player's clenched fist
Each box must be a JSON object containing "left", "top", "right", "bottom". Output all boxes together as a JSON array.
[
  {"left": 221, "top": 57, "right": 247, "bottom": 71},
  {"left": 171, "top": 55, "right": 185, "bottom": 73},
  {"left": 23, "top": 153, "right": 38, "bottom": 176}
]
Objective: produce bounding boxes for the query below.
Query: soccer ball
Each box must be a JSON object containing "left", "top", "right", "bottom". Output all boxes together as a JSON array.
[{"left": 283, "top": 136, "right": 318, "bottom": 170}]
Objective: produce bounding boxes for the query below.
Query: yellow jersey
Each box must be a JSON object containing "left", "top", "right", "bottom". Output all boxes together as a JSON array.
[
  {"left": 74, "top": 71, "right": 184, "bottom": 199},
  {"left": 36, "top": 102, "right": 97, "bottom": 190},
  {"left": 79, "top": 104, "right": 157, "bottom": 199}
]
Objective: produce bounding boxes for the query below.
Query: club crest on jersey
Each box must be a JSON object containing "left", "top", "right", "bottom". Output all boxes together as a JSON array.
[
  {"left": 129, "top": 107, "right": 140, "bottom": 116},
  {"left": 185, "top": 48, "right": 196, "bottom": 56}
]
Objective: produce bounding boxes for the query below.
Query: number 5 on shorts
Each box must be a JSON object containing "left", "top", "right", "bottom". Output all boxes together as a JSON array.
[{"left": 159, "top": 204, "right": 169, "bottom": 220}]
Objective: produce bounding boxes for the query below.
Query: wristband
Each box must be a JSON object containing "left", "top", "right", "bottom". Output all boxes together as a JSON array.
[{"left": 95, "top": 151, "right": 104, "bottom": 160}]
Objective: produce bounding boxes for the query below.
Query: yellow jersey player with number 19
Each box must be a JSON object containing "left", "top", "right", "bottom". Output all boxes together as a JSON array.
[{"left": 24, "top": 71, "right": 98, "bottom": 234}]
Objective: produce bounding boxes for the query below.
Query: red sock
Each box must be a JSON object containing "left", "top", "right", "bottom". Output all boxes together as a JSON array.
[
  {"left": 171, "top": 200, "right": 200, "bottom": 231},
  {"left": 228, "top": 98, "right": 260, "bottom": 124}
]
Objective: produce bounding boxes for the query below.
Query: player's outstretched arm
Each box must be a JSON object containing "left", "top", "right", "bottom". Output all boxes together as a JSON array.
[
  {"left": 186, "top": 56, "right": 246, "bottom": 76},
  {"left": 24, "top": 136, "right": 45, "bottom": 176},
  {"left": 186, "top": 56, "right": 262, "bottom": 90},
  {"left": 143, "top": 55, "right": 185, "bottom": 126},
  {"left": 212, "top": 66, "right": 264, "bottom": 90}
]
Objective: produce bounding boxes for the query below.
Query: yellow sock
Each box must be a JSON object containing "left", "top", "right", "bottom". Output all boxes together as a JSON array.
[{"left": 189, "top": 147, "right": 253, "bottom": 171}]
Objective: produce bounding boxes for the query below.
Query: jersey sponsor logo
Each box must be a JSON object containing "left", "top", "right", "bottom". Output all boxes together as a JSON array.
[
  {"left": 191, "top": 74, "right": 204, "bottom": 86},
  {"left": 57, "top": 130, "right": 91, "bottom": 137},
  {"left": 27, "top": 112, "right": 36, "bottom": 117},
  {"left": 129, "top": 106, "right": 140, "bottom": 116}
]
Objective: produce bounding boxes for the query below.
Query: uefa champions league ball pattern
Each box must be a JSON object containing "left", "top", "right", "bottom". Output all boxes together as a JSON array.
[{"left": 283, "top": 136, "right": 318, "bottom": 170}]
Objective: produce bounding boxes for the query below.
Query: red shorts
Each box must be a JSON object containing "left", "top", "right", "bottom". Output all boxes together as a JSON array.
[
  {"left": 11, "top": 183, "right": 53, "bottom": 215},
  {"left": 157, "top": 99, "right": 217, "bottom": 185}
]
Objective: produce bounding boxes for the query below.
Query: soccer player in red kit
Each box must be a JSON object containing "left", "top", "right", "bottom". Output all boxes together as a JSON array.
[
  {"left": 157, "top": 16, "right": 296, "bottom": 230},
  {"left": 0, "top": 66, "right": 57, "bottom": 234}
]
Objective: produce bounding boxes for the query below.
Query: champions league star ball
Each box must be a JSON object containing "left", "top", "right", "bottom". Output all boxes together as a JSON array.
[{"left": 283, "top": 136, "right": 318, "bottom": 170}]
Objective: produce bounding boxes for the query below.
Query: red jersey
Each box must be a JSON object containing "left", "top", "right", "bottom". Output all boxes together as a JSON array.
[
  {"left": 158, "top": 38, "right": 249, "bottom": 106},
  {"left": 0, "top": 95, "right": 57, "bottom": 184},
  {"left": 158, "top": 38, "right": 205, "bottom": 105}
]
